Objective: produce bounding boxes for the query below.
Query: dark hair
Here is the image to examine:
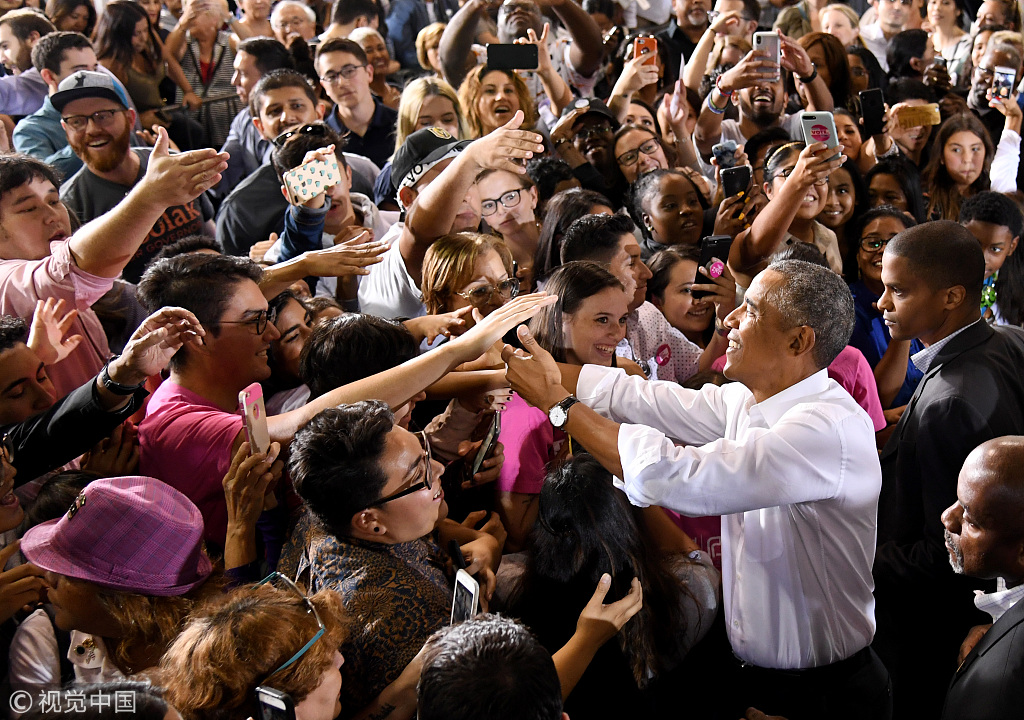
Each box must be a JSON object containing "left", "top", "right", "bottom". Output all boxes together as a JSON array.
[
  {"left": 0, "top": 315, "right": 28, "bottom": 354},
  {"left": 763, "top": 140, "right": 804, "bottom": 183},
  {"left": 94, "top": 1, "right": 158, "bottom": 71},
  {"left": 525, "top": 156, "right": 575, "bottom": 208},
  {"left": 237, "top": 36, "right": 294, "bottom": 75},
  {"left": 626, "top": 168, "right": 709, "bottom": 242},
  {"left": 149, "top": 235, "right": 222, "bottom": 267},
  {"left": 744, "top": 126, "right": 792, "bottom": 177},
  {"left": 137, "top": 255, "right": 263, "bottom": 368},
  {"left": 248, "top": 69, "right": 318, "bottom": 122},
  {"left": 628, "top": 97, "right": 663, "bottom": 136},
  {"left": 800, "top": 33, "right": 851, "bottom": 107},
  {"left": 271, "top": 123, "right": 347, "bottom": 181},
  {"left": 886, "top": 220, "right": 986, "bottom": 303},
  {"left": 846, "top": 44, "right": 888, "bottom": 93},
  {"left": 851, "top": 204, "right": 918, "bottom": 278},
  {"left": 533, "top": 188, "right": 612, "bottom": 283},
  {"left": 581, "top": 0, "right": 615, "bottom": 17},
  {"left": 300, "top": 314, "right": 418, "bottom": 398},
  {"left": 763, "top": 259, "right": 855, "bottom": 369},
  {"left": 0, "top": 8, "right": 55, "bottom": 41},
  {"left": 771, "top": 242, "right": 828, "bottom": 266},
  {"left": 887, "top": 29, "right": 930, "bottom": 80},
  {"left": 30, "top": 29, "right": 91, "bottom": 74},
  {"left": 21, "top": 470, "right": 95, "bottom": 532},
  {"left": 316, "top": 37, "right": 369, "bottom": 65},
  {"left": 885, "top": 76, "right": 936, "bottom": 105},
  {"left": 923, "top": 113, "right": 994, "bottom": 221},
  {"left": 864, "top": 156, "right": 927, "bottom": 223},
  {"left": 329, "top": 0, "right": 379, "bottom": 26},
  {"left": 418, "top": 615, "right": 563, "bottom": 720},
  {"left": 513, "top": 454, "right": 695, "bottom": 687},
  {"left": 560, "top": 213, "right": 635, "bottom": 265},
  {"left": 646, "top": 244, "right": 699, "bottom": 303},
  {"left": 44, "top": 0, "right": 95, "bottom": 37},
  {"left": 288, "top": 401, "right": 395, "bottom": 536},
  {"left": 528, "top": 261, "right": 624, "bottom": 363},
  {"left": 0, "top": 154, "right": 62, "bottom": 212},
  {"left": 961, "top": 191, "right": 1024, "bottom": 325}
]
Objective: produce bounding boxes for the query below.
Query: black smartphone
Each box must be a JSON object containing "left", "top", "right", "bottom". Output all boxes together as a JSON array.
[
  {"left": 693, "top": 235, "right": 733, "bottom": 300},
  {"left": 712, "top": 140, "right": 739, "bottom": 169},
  {"left": 721, "top": 165, "right": 751, "bottom": 197},
  {"left": 859, "top": 89, "right": 886, "bottom": 137},
  {"left": 470, "top": 413, "right": 501, "bottom": 477},
  {"left": 256, "top": 687, "right": 296, "bottom": 720},
  {"left": 486, "top": 43, "right": 539, "bottom": 70}
]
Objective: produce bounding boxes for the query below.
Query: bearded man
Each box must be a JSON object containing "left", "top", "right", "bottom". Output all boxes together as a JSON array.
[{"left": 57, "top": 71, "right": 215, "bottom": 283}]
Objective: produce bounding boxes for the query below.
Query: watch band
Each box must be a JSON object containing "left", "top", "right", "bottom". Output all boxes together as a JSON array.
[
  {"left": 99, "top": 357, "right": 145, "bottom": 396},
  {"left": 798, "top": 64, "right": 818, "bottom": 84},
  {"left": 548, "top": 395, "right": 580, "bottom": 429}
]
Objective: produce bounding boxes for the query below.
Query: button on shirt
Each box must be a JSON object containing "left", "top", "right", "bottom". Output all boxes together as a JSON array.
[{"left": 576, "top": 365, "right": 881, "bottom": 669}]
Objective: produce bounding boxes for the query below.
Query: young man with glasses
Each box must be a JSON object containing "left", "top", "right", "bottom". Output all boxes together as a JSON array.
[
  {"left": 317, "top": 38, "right": 398, "bottom": 168},
  {"left": 57, "top": 71, "right": 217, "bottom": 284}
]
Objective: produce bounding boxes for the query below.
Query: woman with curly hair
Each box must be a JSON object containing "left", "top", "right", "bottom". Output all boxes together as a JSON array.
[{"left": 457, "top": 64, "right": 537, "bottom": 138}]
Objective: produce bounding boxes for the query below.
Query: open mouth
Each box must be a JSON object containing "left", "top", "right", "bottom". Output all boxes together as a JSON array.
[
  {"left": 752, "top": 90, "right": 774, "bottom": 104},
  {"left": 493, "top": 104, "right": 512, "bottom": 119},
  {"left": 688, "top": 305, "right": 713, "bottom": 318},
  {"left": 433, "top": 486, "right": 443, "bottom": 500},
  {"left": 594, "top": 343, "right": 616, "bottom": 356},
  {"left": 0, "top": 491, "right": 18, "bottom": 510}
]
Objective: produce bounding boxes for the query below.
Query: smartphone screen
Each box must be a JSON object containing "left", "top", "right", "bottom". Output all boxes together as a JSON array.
[
  {"left": 451, "top": 569, "right": 480, "bottom": 624},
  {"left": 994, "top": 66, "right": 1015, "bottom": 100},
  {"left": 486, "top": 43, "right": 539, "bottom": 70},
  {"left": 859, "top": 89, "right": 885, "bottom": 137}
]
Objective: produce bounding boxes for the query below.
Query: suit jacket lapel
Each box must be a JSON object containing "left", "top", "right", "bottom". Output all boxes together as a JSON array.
[{"left": 950, "top": 595, "right": 1024, "bottom": 684}]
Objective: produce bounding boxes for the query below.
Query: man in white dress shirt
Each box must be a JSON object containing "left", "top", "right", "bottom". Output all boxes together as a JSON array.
[{"left": 504, "top": 259, "right": 891, "bottom": 720}]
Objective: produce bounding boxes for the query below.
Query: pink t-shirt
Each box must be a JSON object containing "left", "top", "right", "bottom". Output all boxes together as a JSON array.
[
  {"left": 711, "top": 346, "right": 886, "bottom": 432},
  {"left": 497, "top": 393, "right": 568, "bottom": 495},
  {"left": 0, "top": 239, "right": 112, "bottom": 399},
  {"left": 138, "top": 380, "right": 243, "bottom": 544}
]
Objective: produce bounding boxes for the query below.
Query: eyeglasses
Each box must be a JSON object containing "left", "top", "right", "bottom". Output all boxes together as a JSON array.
[
  {"left": 457, "top": 277, "right": 520, "bottom": 306},
  {"left": 616, "top": 138, "right": 661, "bottom": 167},
  {"left": 773, "top": 166, "right": 828, "bottom": 186},
  {"left": 481, "top": 188, "right": 526, "bottom": 216},
  {"left": 363, "top": 432, "right": 435, "bottom": 509},
  {"left": 881, "top": 0, "right": 914, "bottom": 6},
  {"left": 975, "top": 66, "right": 995, "bottom": 82},
  {"left": 860, "top": 235, "right": 897, "bottom": 252},
  {"left": 320, "top": 64, "right": 366, "bottom": 85},
  {"left": 220, "top": 307, "right": 278, "bottom": 335},
  {"left": 61, "top": 108, "right": 127, "bottom": 132},
  {"left": 273, "top": 123, "right": 329, "bottom": 148},
  {"left": 254, "top": 572, "right": 326, "bottom": 679},
  {"left": 575, "top": 123, "right": 613, "bottom": 141}
]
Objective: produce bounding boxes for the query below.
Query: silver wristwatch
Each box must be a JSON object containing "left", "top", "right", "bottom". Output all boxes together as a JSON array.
[{"left": 548, "top": 396, "right": 580, "bottom": 429}]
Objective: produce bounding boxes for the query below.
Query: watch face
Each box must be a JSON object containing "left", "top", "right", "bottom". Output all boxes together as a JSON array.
[{"left": 549, "top": 405, "right": 567, "bottom": 427}]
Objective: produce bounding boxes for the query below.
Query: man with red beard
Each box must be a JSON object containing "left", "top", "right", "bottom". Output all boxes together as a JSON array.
[{"left": 56, "top": 71, "right": 216, "bottom": 284}]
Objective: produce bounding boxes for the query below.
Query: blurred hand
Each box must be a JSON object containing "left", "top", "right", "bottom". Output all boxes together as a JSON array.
[{"left": 27, "top": 298, "right": 82, "bottom": 366}]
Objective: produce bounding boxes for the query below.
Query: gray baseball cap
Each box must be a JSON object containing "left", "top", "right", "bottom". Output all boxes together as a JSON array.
[{"left": 52, "top": 71, "right": 132, "bottom": 113}]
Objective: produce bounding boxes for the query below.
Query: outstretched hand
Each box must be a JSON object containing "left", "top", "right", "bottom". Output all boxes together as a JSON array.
[
  {"left": 501, "top": 324, "right": 566, "bottom": 413},
  {"left": 466, "top": 110, "right": 546, "bottom": 175},
  {"left": 27, "top": 298, "right": 82, "bottom": 366},
  {"left": 108, "top": 306, "right": 206, "bottom": 386},
  {"left": 575, "top": 573, "right": 644, "bottom": 648},
  {"left": 450, "top": 293, "right": 557, "bottom": 363},
  {"left": 141, "top": 127, "right": 229, "bottom": 206}
]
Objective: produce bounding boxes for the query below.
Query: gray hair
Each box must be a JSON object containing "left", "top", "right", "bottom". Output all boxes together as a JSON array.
[
  {"left": 271, "top": 1, "right": 316, "bottom": 28},
  {"left": 764, "top": 259, "right": 854, "bottom": 370}
]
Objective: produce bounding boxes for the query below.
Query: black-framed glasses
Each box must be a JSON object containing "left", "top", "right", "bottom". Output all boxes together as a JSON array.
[
  {"left": 363, "top": 432, "right": 435, "bottom": 509},
  {"left": 457, "top": 277, "right": 520, "bottom": 306},
  {"left": 481, "top": 189, "right": 525, "bottom": 217},
  {"left": 575, "top": 123, "right": 613, "bottom": 140},
  {"left": 220, "top": 307, "right": 278, "bottom": 335},
  {"left": 61, "top": 109, "right": 128, "bottom": 132},
  {"left": 320, "top": 64, "right": 366, "bottom": 85},
  {"left": 860, "top": 235, "right": 896, "bottom": 252},
  {"left": 773, "top": 165, "right": 828, "bottom": 186},
  {"left": 616, "top": 138, "right": 660, "bottom": 167},
  {"left": 254, "top": 572, "right": 326, "bottom": 679},
  {"left": 273, "top": 123, "right": 330, "bottom": 148}
]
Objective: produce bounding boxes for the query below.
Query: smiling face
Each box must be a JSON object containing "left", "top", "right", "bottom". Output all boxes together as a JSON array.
[
  {"left": 857, "top": 215, "right": 907, "bottom": 290},
  {"left": 211, "top": 280, "right": 281, "bottom": 384},
  {"left": 294, "top": 651, "right": 344, "bottom": 720},
  {"left": 737, "top": 75, "right": 787, "bottom": 127},
  {"left": 477, "top": 169, "right": 536, "bottom": 236},
  {"left": 819, "top": 166, "right": 856, "bottom": 230},
  {"left": 614, "top": 128, "right": 668, "bottom": 183},
  {"left": 572, "top": 114, "right": 616, "bottom": 170},
  {"left": 449, "top": 248, "right": 513, "bottom": 320},
  {"left": 942, "top": 130, "right": 986, "bottom": 187},
  {"left": 0, "top": 176, "right": 73, "bottom": 261},
  {"left": 767, "top": 154, "right": 827, "bottom": 221},
  {"left": 603, "top": 233, "right": 652, "bottom": 311},
  {"left": 476, "top": 70, "right": 520, "bottom": 135},
  {"left": 643, "top": 173, "right": 703, "bottom": 246},
  {"left": 271, "top": 298, "right": 313, "bottom": 384},
  {"left": 835, "top": 114, "right": 863, "bottom": 162},
  {"left": 562, "top": 286, "right": 630, "bottom": 366},
  {"left": 252, "top": 86, "right": 324, "bottom": 142},
  {"left": 964, "top": 218, "right": 1019, "bottom": 278},
  {"left": 356, "top": 33, "right": 391, "bottom": 81},
  {"left": 652, "top": 258, "right": 715, "bottom": 338},
  {"left": 722, "top": 268, "right": 792, "bottom": 392},
  {"left": 972, "top": 31, "right": 993, "bottom": 73},
  {"left": 0, "top": 449, "right": 22, "bottom": 532},
  {"left": 63, "top": 96, "right": 133, "bottom": 173},
  {"left": 370, "top": 427, "right": 448, "bottom": 542}
]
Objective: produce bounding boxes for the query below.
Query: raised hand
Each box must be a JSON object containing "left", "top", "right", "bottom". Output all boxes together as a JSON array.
[
  {"left": 139, "top": 127, "right": 229, "bottom": 207},
  {"left": 717, "top": 50, "right": 779, "bottom": 94},
  {"left": 299, "top": 232, "right": 390, "bottom": 278},
  {"left": 501, "top": 323, "right": 564, "bottom": 412},
  {"left": 450, "top": 292, "right": 557, "bottom": 362},
  {"left": 107, "top": 307, "right": 206, "bottom": 386},
  {"left": 0, "top": 542, "right": 48, "bottom": 623},
  {"left": 27, "top": 298, "right": 82, "bottom": 366},
  {"left": 575, "top": 574, "right": 644, "bottom": 647},
  {"left": 80, "top": 421, "right": 139, "bottom": 477},
  {"left": 465, "top": 111, "right": 546, "bottom": 175}
]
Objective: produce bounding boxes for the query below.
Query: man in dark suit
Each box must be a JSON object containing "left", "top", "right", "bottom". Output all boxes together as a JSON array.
[
  {"left": 940, "top": 436, "right": 1024, "bottom": 720},
  {"left": 872, "top": 220, "right": 1024, "bottom": 719}
]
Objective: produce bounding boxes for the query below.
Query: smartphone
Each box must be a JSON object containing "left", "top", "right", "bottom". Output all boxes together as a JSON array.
[
  {"left": 486, "top": 43, "right": 539, "bottom": 70},
  {"left": 721, "top": 164, "right": 751, "bottom": 197},
  {"left": 895, "top": 102, "right": 941, "bottom": 128},
  {"left": 469, "top": 413, "right": 501, "bottom": 478},
  {"left": 239, "top": 383, "right": 271, "bottom": 456},
  {"left": 282, "top": 152, "right": 342, "bottom": 205},
  {"left": 799, "top": 110, "right": 841, "bottom": 162},
  {"left": 859, "top": 88, "right": 886, "bottom": 137},
  {"left": 255, "top": 687, "right": 296, "bottom": 720},
  {"left": 994, "top": 65, "right": 1016, "bottom": 100},
  {"left": 753, "top": 32, "right": 781, "bottom": 77},
  {"left": 451, "top": 568, "right": 480, "bottom": 624},
  {"left": 932, "top": 56, "right": 947, "bottom": 70},
  {"left": 693, "top": 235, "right": 732, "bottom": 300},
  {"left": 633, "top": 36, "right": 657, "bottom": 66},
  {"left": 712, "top": 140, "right": 739, "bottom": 169}
]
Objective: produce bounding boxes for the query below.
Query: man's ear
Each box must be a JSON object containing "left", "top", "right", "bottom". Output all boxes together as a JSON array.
[
  {"left": 344, "top": 163, "right": 353, "bottom": 190},
  {"left": 252, "top": 114, "right": 266, "bottom": 138},
  {"left": 365, "top": 62, "right": 374, "bottom": 84},
  {"left": 126, "top": 107, "right": 137, "bottom": 128},
  {"left": 527, "top": 184, "right": 538, "bottom": 211},
  {"left": 945, "top": 284, "right": 968, "bottom": 310},
  {"left": 398, "top": 185, "right": 416, "bottom": 210},
  {"left": 790, "top": 324, "right": 816, "bottom": 360},
  {"left": 909, "top": 56, "right": 927, "bottom": 74},
  {"left": 316, "top": 101, "right": 326, "bottom": 120},
  {"left": 26, "top": 31, "right": 41, "bottom": 48},
  {"left": 39, "top": 68, "right": 57, "bottom": 88},
  {"left": 350, "top": 509, "right": 384, "bottom": 536}
]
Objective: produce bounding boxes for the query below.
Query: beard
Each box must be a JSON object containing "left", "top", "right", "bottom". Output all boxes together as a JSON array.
[
  {"left": 944, "top": 529, "right": 965, "bottom": 574},
  {"left": 69, "top": 121, "right": 131, "bottom": 174}
]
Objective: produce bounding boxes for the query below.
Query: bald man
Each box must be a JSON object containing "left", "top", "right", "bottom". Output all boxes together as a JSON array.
[{"left": 940, "top": 437, "right": 1024, "bottom": 720}]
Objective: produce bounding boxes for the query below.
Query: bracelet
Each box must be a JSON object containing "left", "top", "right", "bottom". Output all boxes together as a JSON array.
[
  {"left": 706, "top": 92, "right": 727, "bottom": 115},
  {"left": 798, "top": 64, "right": 818, "bottom": 84},
  {"left": 877, "top": 139, "right": 900, "bottom": 159},
  {"left": 715, "top": 75, "right": 733, "bottom": 96}
]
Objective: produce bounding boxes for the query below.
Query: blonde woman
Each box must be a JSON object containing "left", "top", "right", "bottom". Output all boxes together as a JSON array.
[
  {"left": 820, "top": 3, "right": 861, "bottom": 48},
  {"left": 416, "top": 21, "right": 446, "bottom": 75}
]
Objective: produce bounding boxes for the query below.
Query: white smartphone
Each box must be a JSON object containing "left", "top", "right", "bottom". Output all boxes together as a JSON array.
[
  {"left": 753, "top": 32, "right": 781, "bottom": 77},
  {"left": 994, "top": 66, "right": 1016, "bottom": 101},
  {"left": 451, "top": 568, "right": 480, "bottom": 624},
  {"left": 799, "top": 111, "right": 841, "bottom": 162},
  {"left": 239, "top": 382, "right": 271, "bottom": 455}
]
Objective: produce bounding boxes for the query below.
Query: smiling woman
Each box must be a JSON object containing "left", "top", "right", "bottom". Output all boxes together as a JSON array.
[{"left": 457, "top": 64, "right": 536, "bottom": 138}]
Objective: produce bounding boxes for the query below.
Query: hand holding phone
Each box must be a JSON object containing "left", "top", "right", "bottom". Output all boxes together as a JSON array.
[
  {"left": 693, "top": 236, "right": 733, "bottom": 300},
  {"left": 799, "top": 111, "right": 841, "bottom": 162},
  {"left": 721, "top": 165, "right": 751, "bottom": 197},
  {"left": 239, "top": 383, "right": 271, "bottom": 456},
  {"left": 752, "top": 32, "right": 781, "bottom": 79},
  {"left": 451, "top": 569, "right": 480, "bottom": 624},
  {"left": 859, "top": 89, "right": 886, "bottom": 137},
  {"left": 633, "top": 36, "right": 657, "bottom": 66},
  {"left": 712, "top": 140, "right": 739, "bottom": 169},
  {"left": 282, "top": 151, "right": 342, "bottom": 205},
  {"left": 486, "top": 43, "right": 539, "bottom": 70}
]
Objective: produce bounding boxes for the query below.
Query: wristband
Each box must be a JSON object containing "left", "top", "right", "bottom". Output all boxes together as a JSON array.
[
  {"left": 877, "top": 139, "right": 900, "bottom": 159},
  {"left": 798, "top": 64, "right": 818, "bottom": 84},
  {"left": 99, "top": 356, "right": 145, "bottom": 396},
  {"left": 715, "top": 75, "right": 733, "bottom": 96},
  {"left": 707, "top": 92, "right": 727, "bottom": 115}
]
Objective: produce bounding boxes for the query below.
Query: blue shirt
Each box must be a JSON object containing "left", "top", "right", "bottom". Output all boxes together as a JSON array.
[
  {"left": 12, "top": 96, "right": 84, "bottom": 181},
  {"left": 325, "top": 97, "right": 397, "bottom": 168}
]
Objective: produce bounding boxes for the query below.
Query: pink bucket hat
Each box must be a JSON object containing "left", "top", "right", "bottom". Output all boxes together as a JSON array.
[{"left": 21, "top": 476, "right": 212, "bottom": 596}]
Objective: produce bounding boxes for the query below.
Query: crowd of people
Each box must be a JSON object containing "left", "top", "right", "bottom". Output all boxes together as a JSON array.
[{"left": 0, "top": 0, "right": 1023, "bottom": 716}]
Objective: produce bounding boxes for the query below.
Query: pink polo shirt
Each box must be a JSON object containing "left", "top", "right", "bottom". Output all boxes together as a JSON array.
[{"left": 0, "top": 239, "right": 112, "bottom": 399}]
